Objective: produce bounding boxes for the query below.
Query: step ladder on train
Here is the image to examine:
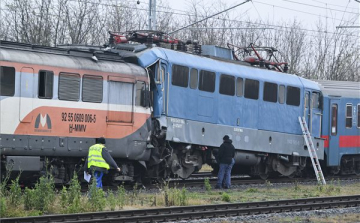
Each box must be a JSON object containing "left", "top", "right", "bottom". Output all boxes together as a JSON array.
[{"left": 298, "top": 116, "right": 326, "bottom": 185}]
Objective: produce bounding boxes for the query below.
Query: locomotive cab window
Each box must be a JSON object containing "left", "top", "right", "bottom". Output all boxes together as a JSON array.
[
  {"left": 219, "top": 74, "right": 235, "bottom": 96},
  {"left": 0, "top": 66, "right": 16, "bottom": 96},
  {"left": 199, "top": 70, "right": 215, "bottom": 92},
  {"left": 38, "top": 70, "right": 54, "bottom": 99},
  {"left": 346, "top": 104, "right": 352, "bottom": 128},
  {"left": 82, "top": 75, "right": 103, "bottom": 103},
  {"left": 304, "top": 92, "right": 309, "bottom": 108},
  {"left": 244, "top": 79, "right": 259, "bottom": 100},
  {"left": 172, "top": 64, "right": 189, "bottom": 88},
  {"left": 263, "top": 82, "right": 278, "bottom": 103},
  {"left": 278, "top": 85, "right": 285, "bottom": 104},
  {"left": 236, "top": 77, "right": 243, "bottom": 97},
  {"left": 136, "top": 81, "right": 149, "bottom": 107},
  {"left": 286, "top": 86, "right": 300, "bottom": 106},
  {"left": 190, "top": 68, "right": 198, "bottom": 89},
  {"left": 59, "top": 73, "right": 80, "bottom": 101},
  {"left": 312, "top": 92, "right": 320, "bottom": 109}
]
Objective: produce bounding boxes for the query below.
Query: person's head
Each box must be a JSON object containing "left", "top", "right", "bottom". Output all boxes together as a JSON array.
[
  {"left": 223, "top": 135, "right": 230, "bottom": 141},
  {"left": 96, "top": 137, "right": 106, "bottom": 145}
]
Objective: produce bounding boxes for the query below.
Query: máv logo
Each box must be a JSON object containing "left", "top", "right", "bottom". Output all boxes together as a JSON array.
[{"left": 34, "top": 114, "right": 52, "bottom": 130}]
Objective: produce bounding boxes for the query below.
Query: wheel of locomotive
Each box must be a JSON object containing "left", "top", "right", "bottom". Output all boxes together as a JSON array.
[
  {"left": 259, "top": 173, "right": 269, "bottom": 180},
  {"left": 170, "top": 153, "right": 195, "bottom": 179},
  {"left": 287, "top": 172, "right": 297, "bottom": 179}
]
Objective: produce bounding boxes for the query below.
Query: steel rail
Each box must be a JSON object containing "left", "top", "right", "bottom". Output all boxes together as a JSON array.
[
  {"left": 2, "top": 195, "right": 360, "bottom": 223},
  {"left": 168, "top": 175, "right": 360, "bottom": 188}
]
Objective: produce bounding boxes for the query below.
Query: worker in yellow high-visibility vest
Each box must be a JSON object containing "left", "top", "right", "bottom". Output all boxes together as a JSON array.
[{"left": 85, "top": 137, "right": 120, "bottom": 188}]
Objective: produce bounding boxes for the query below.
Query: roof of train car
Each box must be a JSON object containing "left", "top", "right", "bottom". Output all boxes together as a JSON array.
[
  {"left": 137, "top": 46, "right": 320, "bottom": 91},
  {"left": 314, "top": 80, "right": 360, "bottom": 98},
  {"left": 0, "top": 41, "right": 147, "bottom": 77}
]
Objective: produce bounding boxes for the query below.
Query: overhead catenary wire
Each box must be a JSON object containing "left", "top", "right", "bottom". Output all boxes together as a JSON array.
[
  {"left": 40, "top": 0, "right": 360, "bottom": 38},
  {"left": 168, "top": 0, "right": 251, "bottom": 34},
  {"left": 73, "top": 0, "right": 360, "bottom": 38},
  {"left": 253, "top": 1, "right": 359, "bottom": 24},
  {"left": 1, "top": 0, "right": 359, "bottom": 40},
  {"left": 187, "top": 27, "right": 273, "bottom": 30},
  {"left": 279, "top": 0, "right": 359, "bottom": 15},
  {"left": 311, "top": 0, "right": 359, "bottom": 10}
]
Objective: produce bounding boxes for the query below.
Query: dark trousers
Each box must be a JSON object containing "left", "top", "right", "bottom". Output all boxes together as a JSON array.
[{"left": 216, "top": 158, "right": 235, "bottom": 188}]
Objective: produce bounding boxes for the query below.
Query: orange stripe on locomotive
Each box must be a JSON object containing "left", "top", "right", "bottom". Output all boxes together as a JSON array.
[
  {"left": 14, "top": 107, "right": 150, "bottom": 139},
  {"left": 3, "top": 60, "right": 150, "bottom": 139}
]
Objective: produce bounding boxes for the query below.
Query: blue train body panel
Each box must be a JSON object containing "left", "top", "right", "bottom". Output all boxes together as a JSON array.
[
  {"left": 136, "top": 47, "right": 325, "bottom": 159},
  {"left": 138, "top": 48, "right": 321, "bottom": 135},
  {"left": 316, "top": 80, "right": 360, "bottom": 167}
]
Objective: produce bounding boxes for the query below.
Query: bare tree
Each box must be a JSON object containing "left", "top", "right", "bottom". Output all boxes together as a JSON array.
[{"left": 0, "top": 0, "right": 358, "bottom": 81}]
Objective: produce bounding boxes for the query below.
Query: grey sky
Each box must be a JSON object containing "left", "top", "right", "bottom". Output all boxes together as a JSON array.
[{"left": 159, "top": 0, "right": 360, "bottom": 33}]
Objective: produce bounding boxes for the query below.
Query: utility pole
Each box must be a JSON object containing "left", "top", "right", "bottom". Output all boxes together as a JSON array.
[{"left": 149, "top": 0, "right": 156, "bottom": 30}]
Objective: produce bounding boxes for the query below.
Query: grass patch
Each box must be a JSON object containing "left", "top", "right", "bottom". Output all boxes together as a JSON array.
[
  {"left": 1, "top": 175, "right": 359, "bottom": 218},
  {"left": 204, "top": 178, "right": 212, "bottom": 191}
]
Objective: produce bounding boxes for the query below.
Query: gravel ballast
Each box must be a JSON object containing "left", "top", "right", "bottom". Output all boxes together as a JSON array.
[{"left": 166, "top": 206, "right": 360, "bottom": 223}]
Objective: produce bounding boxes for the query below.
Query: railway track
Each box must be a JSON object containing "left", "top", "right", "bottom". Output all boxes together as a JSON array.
[
  {"left": 81, "top": 175, "right": 360, "bottom": 192},
  {"left": 2, "top": 195, "right": 359, "bottom": 223},
  {"left": 166, "top": 175, "right": 360, "bottom": 189}
]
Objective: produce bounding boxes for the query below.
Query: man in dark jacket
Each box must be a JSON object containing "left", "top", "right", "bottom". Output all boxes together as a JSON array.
[
  {"left": 216, "top": 135, "right": 235, "bottom": 189},
  {"left": 85, "top": 137, "right": 120, "bottom": 188}
]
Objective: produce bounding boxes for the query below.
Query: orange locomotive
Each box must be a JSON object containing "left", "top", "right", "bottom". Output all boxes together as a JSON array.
[{"left": 0, "top": 41, "right": 151, "bottom": 184}]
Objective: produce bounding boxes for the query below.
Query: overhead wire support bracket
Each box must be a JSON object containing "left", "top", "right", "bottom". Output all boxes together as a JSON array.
[{"left": 169, "top": 0, "right": 251, "bottom": 35}]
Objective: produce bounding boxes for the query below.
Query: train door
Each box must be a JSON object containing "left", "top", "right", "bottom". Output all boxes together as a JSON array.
[
  {"left": 152, "top": 61, "right": 167, "bottom": 117},
  {"left": 19, "top": 67, "right": 34, "bottom": 123},
  {"left": 328, "top": 99, "right": 340, "bottom": 166},
  {"left": 304, "top": 90, "right": 311, "bottom": 129},
  {"left": 304, "top": 90, "right": 321, "bottom": 137},
  {"left": 311, "top": 91, "right": 322, "bottom": 138}
]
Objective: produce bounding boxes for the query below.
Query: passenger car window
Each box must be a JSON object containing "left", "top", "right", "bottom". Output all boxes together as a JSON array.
[
  {"left": 219, "top": 74, "right": 235, "bottom": 96},
  {"left": 346, "top": 104, "right": 352, "bottom": 128},
  {"left": 244, "top": 79, "right": 259, "bottom": 100},
  {"left": 263, "top": 82, "right": 277, "bottom": 103},
  {"left": 357, "top": 104, "right": 360, "bottom": 128},
  {"left": 286, "top": 86, "right": 300, "bottom": 106},
  {"left": 172, "top": 64, "right": 189, "bottom": 88},
  {"left": 0, "top": 66, "right": 16, "bottom": 96},
  {"left": 331, "top": 104, "right": 338, "bottom": 136},
  {"left": 59, "top": 73, "right": 80, "bottom": 101},
  {"left": 199, "top": 70, "right": 215, "bottom": 92},
  {"left": 82, "top": 75, "right": 103, "bottom": 103}
]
